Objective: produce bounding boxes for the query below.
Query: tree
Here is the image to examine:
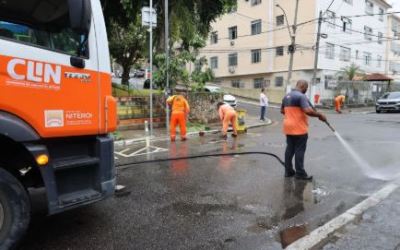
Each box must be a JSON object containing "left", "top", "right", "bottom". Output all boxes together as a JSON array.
[
  {"left": 153, "top": 51, "right": 193, "bottom": 89},
  {"left": 338, "top": 63, "right": 364, "bottom": 81},
  {"left": 190, "top": 57, "right": 214, "bottom": 91},
  {"left": 140, "top": 0, "right": 237, "bottom": 51},
  {"left": 336, "top": 64, "right": 366, "bottom": 102},
  {"left": 103, "top": 0, "right": 147, "bottom": 85}
]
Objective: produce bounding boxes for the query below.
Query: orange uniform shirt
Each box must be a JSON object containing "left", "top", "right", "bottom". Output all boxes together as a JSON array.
[
  {"left": 335, "top": 95, "right": 345, "bottom": 104},
  {"left": 218, "top": 103, "right": 235, "bottom": 120},
  {"left": 281, "top": 90, "right": 311, "bottom": 135},
  {"left": 167, "top": 95, "right": 190, "bottom": 114}
]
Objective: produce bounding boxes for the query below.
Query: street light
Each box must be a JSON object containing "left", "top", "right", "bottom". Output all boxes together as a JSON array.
[
  {"left": 276, "top": 1, "right": 300, "bottom": 94},
  {"left": 276, "top": 4, "right": 292, "bottom": 38}
]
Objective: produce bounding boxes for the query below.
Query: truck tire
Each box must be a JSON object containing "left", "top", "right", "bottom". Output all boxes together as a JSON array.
[{"left": 0, "top": 168, "right": 30, "bottom": 250}]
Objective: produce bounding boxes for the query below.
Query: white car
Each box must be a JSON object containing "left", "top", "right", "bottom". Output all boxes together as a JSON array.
[{"left": 204, "top": 85, "right": 237, "bottom": 107}]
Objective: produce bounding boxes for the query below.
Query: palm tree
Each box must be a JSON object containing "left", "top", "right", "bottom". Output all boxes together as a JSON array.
[
  {"left": 335, "top": 64, "right": 365, "bottom": 103},
  {"left": 338, "top": 63, "right": 364, "bottom": 80}
]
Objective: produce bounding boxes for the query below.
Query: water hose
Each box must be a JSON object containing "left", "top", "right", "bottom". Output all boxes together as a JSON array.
[
  {"left": 324, "top": 121, "right": 335, "bottom": 132},
  {"left": 116, "top": 151, "right": 285, "bottom": 169}
]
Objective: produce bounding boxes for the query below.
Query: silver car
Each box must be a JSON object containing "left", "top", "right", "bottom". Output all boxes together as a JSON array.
[{"left": 376, "top": 92, "right": 400, "bottom": 113}]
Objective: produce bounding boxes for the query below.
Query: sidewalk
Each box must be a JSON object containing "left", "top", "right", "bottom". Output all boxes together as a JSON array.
[
  {"left": 322, "top": 187, "right": 400, "bottom": 250},
  {"left": 116, "top": 114, "right": 272, "bottom": 143}
]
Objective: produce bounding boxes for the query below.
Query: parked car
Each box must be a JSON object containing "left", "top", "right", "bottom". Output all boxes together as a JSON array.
[
  {"left": 376, "top": 91, "right": 400, "bottom": 113},
  {"left": 204, "top": 85, "right": 237, "bottom": 108},
  {"left": 134, "top": 69, "right": 145, "bottom": 78}
]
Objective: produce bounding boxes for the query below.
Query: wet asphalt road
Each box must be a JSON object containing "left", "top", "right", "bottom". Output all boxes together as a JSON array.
[{"left": 19, "top": 107, "right": 400, "bottom": 250}]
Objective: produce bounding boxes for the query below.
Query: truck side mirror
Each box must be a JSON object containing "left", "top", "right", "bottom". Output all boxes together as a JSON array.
[{"left": 68, "top": 0, "right": 92, "bottom": 35}]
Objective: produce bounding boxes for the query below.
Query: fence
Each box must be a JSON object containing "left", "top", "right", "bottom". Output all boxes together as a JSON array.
[
  {"left": 319, "top": 81, "right": 400, "bottom": 107},
  {"left": 116, "top": 92, "right": 224, "bottom": 130}
]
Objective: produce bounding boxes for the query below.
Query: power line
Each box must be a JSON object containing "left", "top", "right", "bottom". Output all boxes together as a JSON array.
[
  {"left": 324, "top": 20, "right": 399, "bottom": 41},
  {"left": 209, "top": 18, "right": 318, "bottom": 42}
]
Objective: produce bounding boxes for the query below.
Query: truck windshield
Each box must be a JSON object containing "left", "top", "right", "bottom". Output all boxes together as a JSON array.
[{"left": 0, "top": 0, "right": 89, "bottom": 58}]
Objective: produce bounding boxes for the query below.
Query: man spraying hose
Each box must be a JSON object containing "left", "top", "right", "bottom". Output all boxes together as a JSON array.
[
  {"left": 167, "top": 94, "right": 190, "bottom": 141},
  {"left": 281, "top": 80, "right": 327, "bottom": 181},
  {"left": 217, "top": 102, "right": 238, "bottom": 139}
]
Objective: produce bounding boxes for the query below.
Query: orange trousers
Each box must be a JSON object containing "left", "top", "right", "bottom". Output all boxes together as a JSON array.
[
  {"left": 170, "top": 112, "right": 187, "bottom": 140},
  {"left": 222, "top": 111, "right": 238, "bottom": 136},
  {"left": 335, "top": 100, "right": 342, "bottom": 113}
]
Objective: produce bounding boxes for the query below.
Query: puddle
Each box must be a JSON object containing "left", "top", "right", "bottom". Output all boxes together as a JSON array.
[
  {"left": 168, "top": 201, "right": 252, "bottom": 216},
  {"left": 247, "top": 215, "right": 280, "bottom": 233},
  {"left": 279, "top": 224, "right": 308, "bottom": 248}
]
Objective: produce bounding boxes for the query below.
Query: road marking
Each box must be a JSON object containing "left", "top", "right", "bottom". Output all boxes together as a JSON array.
[
  {"left": 285, "top": 181, "right": 399, "bottom": 250},
  {"left": 114, "top": 145, "right": 168, "bottom": 158}
]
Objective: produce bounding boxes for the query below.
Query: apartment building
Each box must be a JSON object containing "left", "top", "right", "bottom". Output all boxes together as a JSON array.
[
  {"left": 200, "top": 0, "right": 392, "bottom": 102},
  {"left": 386, "top": 14, "right": 400, "bottom": 80}
]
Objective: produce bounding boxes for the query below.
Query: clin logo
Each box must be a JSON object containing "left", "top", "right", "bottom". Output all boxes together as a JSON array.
[{"left": 7, "top": 58, "right": 61, "bottom": 85}]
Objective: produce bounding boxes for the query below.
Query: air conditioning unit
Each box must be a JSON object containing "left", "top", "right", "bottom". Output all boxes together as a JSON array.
[
  {"left": 230, "top": 40, "right": 235, "bottom": 46},
  {"left": 228, "top": 66, "right": 236, "bottom": 73}
]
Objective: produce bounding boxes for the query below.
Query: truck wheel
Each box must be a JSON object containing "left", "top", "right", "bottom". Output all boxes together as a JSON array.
[{"left": 0, "top": 168, "right": 30, "bottom": 250}]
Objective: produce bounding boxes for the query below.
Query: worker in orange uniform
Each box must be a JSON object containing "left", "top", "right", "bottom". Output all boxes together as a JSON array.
[
  {"left": 167, "top": 94, "right": 190, "bottom": 141},
  {"left": 217, "top": 102, "right": 238, "bottom": 139},
  {"left": 334, "top": 94, "right": 346, "bottom": 113}
]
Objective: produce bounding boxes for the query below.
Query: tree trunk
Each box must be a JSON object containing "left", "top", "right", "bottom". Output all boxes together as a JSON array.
[{"left": 121, "top": 64, "right": 131, "bottom": 86}]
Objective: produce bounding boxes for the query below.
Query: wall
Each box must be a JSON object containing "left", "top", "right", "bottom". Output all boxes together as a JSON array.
[{"left": 116, "top": 93, "right": 224, "bottom": 130}]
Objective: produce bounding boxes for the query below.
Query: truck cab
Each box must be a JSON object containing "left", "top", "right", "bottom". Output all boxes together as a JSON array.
[{"left": 0, "top": 0, "right": 117, "bottom": 248}]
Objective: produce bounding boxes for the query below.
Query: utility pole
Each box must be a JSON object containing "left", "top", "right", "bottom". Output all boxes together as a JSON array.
[
  {"left": 311, "top": 11, "right": 323, "bottom": 105},
  {"left": 164, "top": 0, "right": 170, "bottom": 135},
  {"left": 149, "top": 0, "right": 153, "bottom": 136},
  {"left": 286, "top": 0, "right": 300, "bottom": 94}
]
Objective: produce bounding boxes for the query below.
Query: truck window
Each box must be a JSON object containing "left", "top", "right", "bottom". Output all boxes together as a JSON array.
[{"left": 0, "top": 1, "right": 89, "bottom": 58}]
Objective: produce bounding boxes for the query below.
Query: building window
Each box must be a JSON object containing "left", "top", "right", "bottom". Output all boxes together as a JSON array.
[
  {"left": 194, "top": 61, "right": 202, "bottom": 71},
  {"left": 378, "top": 32, "right": 383, "bottom": 44},
  {"left": 276, "top": 46, "right": 284, "bottom": 56},
  {"left": 228, "top": 26, "right": 237, "bottom": 40},
  {"left": 340, "top": 46, "right": 351, "bottom": 61},
  {"left": 325, "top": 43, "right": 335, "bottom": 59},
  {"left": 251, "top": 20, "right": 262, "bottom": 35},
  {"left": 210, "top": 56, "right": 218, "bottom": 69},
  {"left": 364, "top": 26, "right": 373, "bottom": 40},
  {"left": 275, "top": 76, "right": 284, "bottom": 87},
  {"left": 253, "top": 78, "right": 265, "bottom": 88},
  {"left": 324, "top": 75, "right": 335, "bottom": 89},
  {"left": 276, "top": 15, "right": 284, "bottom": 26},
  {"left": 377, "top": 55, "right": 382, "bottom": 67},
  {"left": 251, "top": 49, "right": 261, "bottom": 63},
  {"left": 326, "top": 10, "right": 336, "bottom": 28},
  {"left": 355, "top": 50, "right": 359, "bottom": 59},
  {"left": 342, "top": 18, "right": 352, "bottom": 33},
  {"left": 210, "top": 32, "right": 218, "bottom": 45},
  {"left": 365, "top": 0, "right": 373, "bottom": 14},
  {"left": 251, "top": 0, "right": 262, "bottom": 6},
  {"left": 231, "top": 80, "right": 241, "bottom": 88},
  {"left": 228, "top": 53, "right": 238, "bottom": 66},
  {"left": 379, "top": 8, "right": 384, "bottom": 21},
  {"left": 364, "top": 52, "right": 371, "bottom": 65},
  {"left": 343, "top": 0, "right": 352, "bottom": 5}
]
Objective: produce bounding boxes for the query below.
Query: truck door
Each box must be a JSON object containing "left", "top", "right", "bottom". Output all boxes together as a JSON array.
[{"left": 0, "top": 0, "right": 101, "bottom": 138}]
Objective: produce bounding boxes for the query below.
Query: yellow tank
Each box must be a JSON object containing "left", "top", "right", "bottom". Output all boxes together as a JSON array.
[{"left": 235, "top": 108, "right": 247, "bottom": 133}]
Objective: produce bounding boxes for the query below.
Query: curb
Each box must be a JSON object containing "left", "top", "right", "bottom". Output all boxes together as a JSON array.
[
  {"left": 114, "top": 119, "right": 273, "bottom": 146},
  {"left": 285, "top": 182, "right": 399, "bottom": 250}
]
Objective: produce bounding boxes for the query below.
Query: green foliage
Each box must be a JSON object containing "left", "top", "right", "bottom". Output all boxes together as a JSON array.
[
  {"left": 191, "top": 58, "right": 214, "bottom": 91},
  {"left": 337, "top": 63, "right": 365, "bottom": 81},
  {"left": 103, "top": 1, "right": 147, "bottom": 85},
  {"left": 153, "top": 51, "right": 194, "bottom": 89}
]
